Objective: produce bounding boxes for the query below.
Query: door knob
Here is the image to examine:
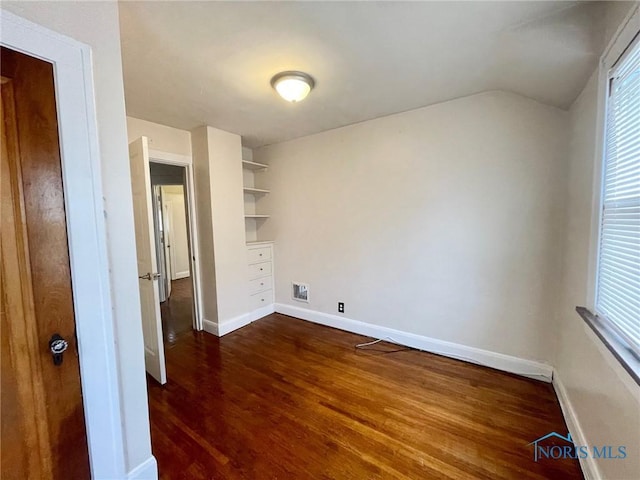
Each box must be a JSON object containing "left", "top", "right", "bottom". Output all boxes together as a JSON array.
[
  {"left": 49, "top": 333, "right": 68, "bottom": 366},
  {"left": 139, "top": 272, "right": 161, "bottom": 280}
]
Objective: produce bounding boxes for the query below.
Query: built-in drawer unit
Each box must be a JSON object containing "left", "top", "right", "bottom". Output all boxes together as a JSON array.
[
  {"left": 249, "top": 290, "right": 272, "bottom": 311},
  {"left": 248, "top": 261, "right": 272, "bottom": 279},
  {"left": 247, "top": 246, "right": 271, "bottom": 264},
  {"left": 247, "top": 242, "right": 274, "bottom": 312},
  {"left": 249, "top": 276, "right": 272, "bottom": 295}
]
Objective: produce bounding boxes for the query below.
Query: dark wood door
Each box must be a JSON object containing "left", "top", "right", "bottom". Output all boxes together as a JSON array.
[{"left": 1, "top": 47, "right": 91, "bottom": 479}]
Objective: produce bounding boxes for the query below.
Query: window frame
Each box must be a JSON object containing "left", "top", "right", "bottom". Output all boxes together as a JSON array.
[
  {"left": 595, "top": 32, "right": 640, "bottom": 355},
  {"left": 581, "top": 5, "right": 640, "bottom": 386}
]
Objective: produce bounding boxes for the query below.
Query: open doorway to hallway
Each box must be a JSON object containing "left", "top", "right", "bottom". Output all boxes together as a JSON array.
[
  {"left": 150, "top": 162, "right": 195, "bottom": 346},
  {"left": 129, "top": 136, "right": 203, "bottom": 384}
]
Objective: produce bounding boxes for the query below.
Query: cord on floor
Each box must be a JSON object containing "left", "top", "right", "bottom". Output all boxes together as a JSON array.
[
  {"left": 355, "top": 336, "right": 399, "bottom": 349},
  {"left": 354, "top": 336, "right": 550, "bottom": 381}
]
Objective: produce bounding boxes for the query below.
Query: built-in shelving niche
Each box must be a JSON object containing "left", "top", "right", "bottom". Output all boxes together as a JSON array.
[{"left": 242, "top": 148, "right": 271, "bottom": 243}]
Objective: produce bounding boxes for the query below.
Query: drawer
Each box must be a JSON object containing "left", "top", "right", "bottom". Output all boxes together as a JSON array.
[
  {"left": 248, "top": 246, "right": 271, "bottom": 264},
  {"left": 248, "top": 261, "right": 272, "bottom": 279},
  {"left": 249, "top": 289, "right": 273, "bottom": 310},
  {"left": 249, "top": 276, "right": 272, "bottom": 295}
]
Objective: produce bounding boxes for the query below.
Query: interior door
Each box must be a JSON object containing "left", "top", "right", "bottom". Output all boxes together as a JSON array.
[
  {"left": 129, "top": 137, "right": 167, "bottom": 384},
  {"left": 1, "top": 48, "right": 90, "bottom": 479},
  {"left": 152, "top": 185, "right": 170, "bottom": 302},
  {"left": 163, "top": 196, "right": 174, "bottom": 283}
]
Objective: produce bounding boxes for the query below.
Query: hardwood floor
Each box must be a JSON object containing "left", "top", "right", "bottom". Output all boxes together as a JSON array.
[
  {"left": 147, "top": 314, "right": 583, "bottom": 479},
  {"left": 160, "top": 278, "right": 194, "bottom": 345}
]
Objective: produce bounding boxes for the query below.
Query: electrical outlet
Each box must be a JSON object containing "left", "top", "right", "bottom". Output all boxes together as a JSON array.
[{"left": 338, "top": 302, "right": 344, "bottom": 313}]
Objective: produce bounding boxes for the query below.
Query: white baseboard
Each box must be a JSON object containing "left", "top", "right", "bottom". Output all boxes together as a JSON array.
[
  {"left": 127, "top": 456, "right": 158, "bottom": 480},
  {"left": 203, "top": 318, "right": 217, "bottom": 336},
  {"left": 247, "top": 303, "right": 276, "bottom": 323},
  {"left": 274, "top": 303, "right": 553, "bottom": 382},
  {"left": 172, "top": 271, "right": 190, "bottom": 280},
  {"left": 218, "top": 311, "right": 255, "bottom": 336},
  {"left": 552, "top": 373, "right": 600, "bottom": 480},
  {"left": 202, "top": 304, "right": 275, "bottom": 337}
]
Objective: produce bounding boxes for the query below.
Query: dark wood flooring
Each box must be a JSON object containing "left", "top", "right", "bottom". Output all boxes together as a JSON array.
[
  {"left": 147, "top": 314, "right": 583, "bottom": 479},
  {"left": 160, "top": 278, "right": 194, "bottom": 345}
]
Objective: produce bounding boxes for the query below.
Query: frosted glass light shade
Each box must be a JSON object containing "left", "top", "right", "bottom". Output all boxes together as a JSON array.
[{"left": 271, "top": 71, "right": 314, "bottom": 102}]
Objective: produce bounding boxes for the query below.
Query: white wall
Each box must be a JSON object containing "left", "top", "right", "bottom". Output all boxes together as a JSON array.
[
  {"left": 205, "top": 127, "right": 248, "bottom": 322},
  {"left": 192, "top": 126, "right": 248, "bottom": 328},
  {"left": 162, "top": 186, "right": 190, "bottom": 279},
  {"left": 1, "top": 1, "right": 154, "bottom": 476},
  {"left": 555, "top": 67, "right": 640, "bottom": 480},
  {"left": 127, "top": 116, "right": 191, "bottom": 156},
  {"left": 191, "top": 127, "right": 219, "bottom": 324},
  {"left": 255, "top": 91, "right": 568, "bottom": 364}
]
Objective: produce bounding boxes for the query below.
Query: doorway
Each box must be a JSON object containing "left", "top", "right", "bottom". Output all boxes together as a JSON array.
[
  {"left": 1, "top": 46, "right": 90, "bottom": 479},
  {"left": 150, "top": 163, "right": 195, "bottom": 345},
  {"left": 3, "top": 10, "right": 153, "bottom": 477},
  {"left": 128, "top": 137, "right": 203, "bottom": 384}
]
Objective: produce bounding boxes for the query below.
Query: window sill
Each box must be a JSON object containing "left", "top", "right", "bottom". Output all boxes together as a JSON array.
[{"left": 576, "top": 307, "right": 640, "bottom": 386}]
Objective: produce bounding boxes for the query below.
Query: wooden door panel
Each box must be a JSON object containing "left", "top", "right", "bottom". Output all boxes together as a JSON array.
[
  {"left": 1, "top": 47, "right": 90, "bottom": 479},
  {"left": 1, "top": 76, "right": 52, "bottom": 479}
]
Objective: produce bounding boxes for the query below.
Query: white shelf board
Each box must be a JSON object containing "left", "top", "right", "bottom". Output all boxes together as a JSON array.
[
  {"left": 243, "top": 187, "right": 270, "bottom": 195},
  {"left": 244, "top": 214, "right": 270, "bottom": 219},
  {"left": 242, "top": 160, "right": 268, "bottom": 170},
  {"left": 246, "top": 240, "right": 274, "bottom": 246}
]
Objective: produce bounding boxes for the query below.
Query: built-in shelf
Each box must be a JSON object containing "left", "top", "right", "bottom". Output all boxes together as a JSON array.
[
  {"left": 243, "top": 187, "right": 270, "bottom": 195},
  {"left": 242, "top": 160, "right": 268, "bottom": 170},
  {"left": 246, "top": 240, "right": 274, "bottom": 246},
  {"left": 243, "top": 149, "right": 270, "bottom": 243}
]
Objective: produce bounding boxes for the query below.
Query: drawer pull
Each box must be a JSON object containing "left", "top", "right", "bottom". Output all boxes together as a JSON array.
[
  {"left": 260, "top": 268, "right": 263, "bottom": 271},
  {"left": 259, "top": 253, "right": 263, "bottom": 257},
  {"left": 260, "top": 282, "right": 264, "bottom": 286}
]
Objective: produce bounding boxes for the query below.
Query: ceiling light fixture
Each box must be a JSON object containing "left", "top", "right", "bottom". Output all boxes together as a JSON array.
[{"left": 271, "top": 71, "right": 315, "bottom": 103}]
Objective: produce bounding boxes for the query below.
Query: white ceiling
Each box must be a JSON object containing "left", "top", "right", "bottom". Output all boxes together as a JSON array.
[{"left": 119, "top": 1, "right": 612, "bottom": 148}]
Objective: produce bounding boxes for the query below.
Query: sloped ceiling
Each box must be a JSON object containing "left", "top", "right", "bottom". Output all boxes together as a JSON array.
[{"left": 119, "top": 1, "right": 614, "bottom": 148}]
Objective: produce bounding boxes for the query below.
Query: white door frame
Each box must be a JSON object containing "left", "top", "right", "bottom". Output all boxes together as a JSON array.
[
  {"left": 161, "top": 196, "right": 175, "bottom": 281},
  {"left": 152, "top": 185, "right": 170, "bottom": 302},
  {"left": 1, "top": 10, "right": 128, "bottom": 479},
  {"left": 149, "top": 149, "right": 204, "bottom": 331}
]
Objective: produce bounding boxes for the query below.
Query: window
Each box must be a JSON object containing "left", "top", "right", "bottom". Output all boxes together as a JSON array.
[{"left": 595, "top": 34, "right": 640, "bottom": 358}]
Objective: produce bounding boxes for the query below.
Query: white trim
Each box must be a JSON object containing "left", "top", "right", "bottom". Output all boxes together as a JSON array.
[
  {"left": 247, "top": 304, "right": 276, "bottom": 323},
  {"left": 126, "top": 456, "right": 158, "bottom": 480},
  {"left": 218, "top": 313, "right": 254, "bottom": 336},
  {"left": 586, "top": 61, "right": 609, "bottom": 310},
  {"left": 1, "top": 9, "right": 131, "bottom": 479},
  {"left": 275, "top": 303, "right": 553, "bottom": 382},
  {"left": 552, "top": 373, "right": 600, "bottom": 480},
  {"left": 149, "top": 149, "right": 191, "bottom": 166},
  {"left": 202, "top": 304, "right": 275, "bottom": 337},
  {"left": 246, "top": 240, "right": 275, "bottom": 246},
  {"left": 203, "top": 318, "right": 218, "bottom": 336},
  {"left": 601, "top": 5, "right": 640, "bottom": 71},
  {"left": 148, "top": 149, "right": 203, "bottom": 332},
  {"left": 591, "top": 10, "right": 640, "bottom": 354},
  {"left": 173, "top": 271, "right": 190, "bottom": 280},
  {"left": 587, "top": 4, "right": 640, "bottom": 309}
]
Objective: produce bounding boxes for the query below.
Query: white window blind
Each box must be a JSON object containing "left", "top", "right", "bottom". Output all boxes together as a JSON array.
[{"left": 596, "top": 34, "right": 640, "bottom": 356}]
